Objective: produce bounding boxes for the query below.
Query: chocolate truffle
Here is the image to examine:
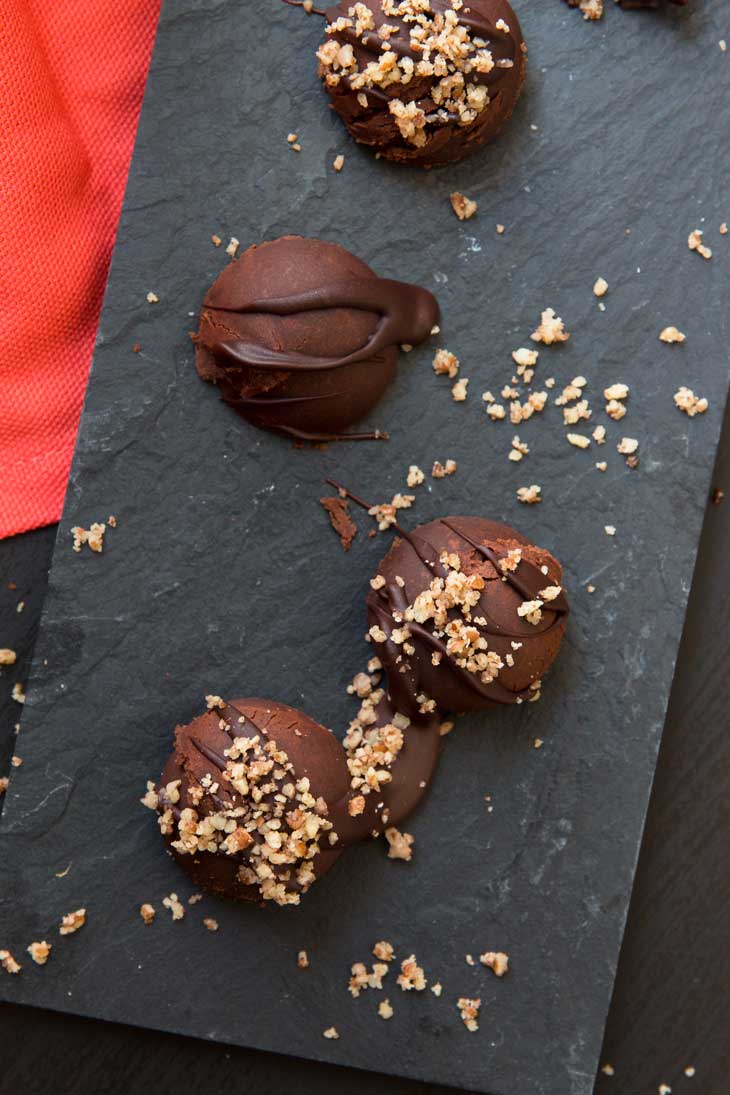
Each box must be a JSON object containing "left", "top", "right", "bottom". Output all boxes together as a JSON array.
[
  {"left": 317, "top": 0, "right": 526, "bottom": 167},
  {"left": 195, "top": 235, "right": 439, "bottom": 441},
  {"left": 366, "top": 515, "right": 569, "bottom": 713},
  {"left": 144, "top": 698, "right": 351, "bottom": 906}
]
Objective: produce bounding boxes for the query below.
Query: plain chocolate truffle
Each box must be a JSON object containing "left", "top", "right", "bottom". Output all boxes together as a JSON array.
[
  {"left": 147, "top": 698, "right": 351, "bottom": 906},
  {"left": 317, "top": 0, "right": 527, "bottom": 167},
  {"left": 366, "top": 516, "right": 569, "bottom": 713},
  {"left": 195, "top": 235, "right": 439, "bottom": 442}
]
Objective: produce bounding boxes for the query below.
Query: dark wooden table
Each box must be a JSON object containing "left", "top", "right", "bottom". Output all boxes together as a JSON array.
[{"left": 1, "top": 408, "right": 728, "bottom": 1095}]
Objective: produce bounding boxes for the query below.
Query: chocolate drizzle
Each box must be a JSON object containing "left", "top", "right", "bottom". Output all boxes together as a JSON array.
[
  {"left": 207, "top": 277, "right": 439, "bottom": 374},
  {"left": 195, "top": 236, "right": 440, "bottom": 443}
]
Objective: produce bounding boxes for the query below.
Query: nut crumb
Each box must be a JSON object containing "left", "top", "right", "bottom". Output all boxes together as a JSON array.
[
  {"left": 139, "top": 903, "right": 156, "bottom": 924},
  {"left": 451, "top": 377, "right": 469, "bottom": 402},
  {"left": 297, "top": 949, "right": 309, "bottom": 968},
  {"left": 27, "top": 941, "right": 51, "bottom": 965},
  {"left": 378, "top": 998, "right": 394, "bottom": 1019},
  {"left": 59, "top": 908, "right": 86, "bottom": 935},
  {"left": 333, "top": 154, "right": 345, "bottom": 171},
  {"left": 0, "top": 649, "right": 16, "bottom": 666},
  {"left": 431, "top": 981, "right": 443, "bottom": 996},
  {"left": 211, "top": 234, "right": 222, "bottom": 247},
  {"left": 566, "top": 433, "right": 590, "bottom": 450},
  {"left": 688, "top": 229, "right": 712, "bottom": 260},
  {"left": 162, "top": 893, "right": 185, "bottom": 921},
  {"left": 373, "top": 940, "right": 395, "bottom": 961},
  {"left": 457, "top": 996, "right": 481, "bottom": 1032},
  {"left": 617, "top": 437, "right": 638, "bottom": 455},
  {"left": 225, "top": 237, "right": 240, "bottom": 258},
  {"left": 71, "top": 522, "right": 106, "bottom": 554},
  {"left": 397, "top": 954, "right": 426, "bottom": 991},
  {"left": 604, "top": 525, "right": 616, "bottom": 537},
  {"left": 0, "top": 949, "right": 21, "bottom": 974},
  {"left": 684, "top": 1066, "right": 696, "bottom": 1077},
  {"left": 432, "top": 348, "right": 459, "bottom": 378},
  {"left": 431, "top": 459, "right": 457, "bottom": 478},
  {"left": 406, "top": 465, "right": 425, "bottom": 488},
  {"left": 531, "top": 307, "right": 569, "bottom": 346},
  {"left": 323, "top": 1026, "right": 339, "bottom": 1040},
  {"left": 385, "top": 827, "right": 414, "bottom": 861},
  {"left": 203, "top": 917, "right": 219, "bottom": 932},
  {"left": 480, "top": 951, "right": 509, "bottom": 976},
  {"left": 146, "top": 291, "right": 158, "bottom": 304},
  {"left": 0, "top": 777, "right": 8, "bottom": 795},
  {"left": 11, "top": 754, "right": 23, "bottom": 766},
  {"left": 516, "top": 484, "right": 541, "bottom": 505},
  {"left": 593, "top": 277, "right": 608, "bottom": 297},
  {"left": 659, "top": 326, "right": 685, "bottom": 344},
  {"left": 674, "top": 386, "right": 708, "bottom": 417},
  {"left": 450, "top": 191, "right": 477, "bottom": 220},
  {"left": 601, "top": 1063, "right": 615, "bottom": 1076}
]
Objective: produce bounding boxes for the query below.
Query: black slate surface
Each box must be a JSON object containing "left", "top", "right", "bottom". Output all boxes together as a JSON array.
[{"left": 1, "top": 2, "right": 729, "bottom": 1094}]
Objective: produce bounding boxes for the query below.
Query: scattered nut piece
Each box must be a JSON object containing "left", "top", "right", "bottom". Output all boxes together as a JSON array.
[
  {"left": 323, "top": 1026, "right": 339, "bottom": 1039},
  {"left": 59, "top": 908, "right": 86, "bottom": 935},
  {"left": 452, "top": 378, "right": 469, "bottom": 402},
  {"left": 0, "top": 949, "right": 21, "bottom": 974},
  {"left": 516, "top": 484, "right": 541, "bottom": 505},
  {"left": 333, "top": 154, "right": 345, "bottom": 172},
  {"left": 566, "top": 433, "right": 590, "bottom": 450},
  {"left": 11, "top": 754, "right": 22, "bottom": 766},
  {"left": 71, "top": 522, "right": 106, "bottom": 554},
  {"left": 27, "top": 941, "right": 51, "bottom": 966},
  {"left": 162, "top": 893, "right": 185, "bottom": 921},
  {"left": 617, "top": 437, "right": 638, "bottom": 455},
  {"left": 457, "top": 997, "right": 481, "bottom": 1032},
  {"left": 432, "top": 348, "right": 459, "bottom": 378},
  {"left": 684, "top": 1066, "right": 696, "bottom": 1077},
  {"left": 146, "top": 291, "right": 158, "bottom": 304},
  {"left": 11, "top": 682, "right": 25, "bottom": 703},
  {"left": 211, "top": 234, "right": 222, "bottom": 247},
  {"left": 203, "top": 917, "right": 219, "bottom": 932},
  {"left": 604, "top": 383, "right": 628, "bottom": 402},
  {"left": 0, "top": 777, "right": 8, "bottom": 795},
  {"left": 596, "top": 462, "right": 607, "bottom": 472},
  {"left": 431, "top": 459, "right": 457, "bottom": 478},
  {"left": 406, "top": 465, "right": 425, "bottom": 488},
  {"left": 297, "top": 949, "right": 309, "bottom": 968},
  {"left": 431, "top": 982, "right": 443, "bottom": 996},
  {"left": 439, "top": 720, "right": 455, "bottom": 736},
  {"left": 139, "top": 903, "right": 156, "bottom": 924},
  {"left": 373, "top": 940, "right": 395, "bottom": 962},
  {"left": 225, "top": 237, "right": 239, "bottom": 258},
  {"left": 480, "top": 951, "right": 509, "bottom": 977},
  {"left": 604, "top": 525, "right": 616, "bottom": 537},
  {"left": 378, "top": 998, "right": 394, "bottom": 1019},
  {"left": 397, "top": 954, "right": 426, "bottom": 991},
  {"left": 385, "top": 827, "right": 414, "bottom": 861},
  {"left": 659, "top": 326, "right": 685, "bottom": 344},
  {"left": 0, "top": 649, "right": 17, "bottom": 666},
  {"left": 674, "top": 387, "right": 708, "bottom": 417},
  {"left": 496, "top": 223, "right": 505, "bottom": 234},
  {"left": 593, "top": 277, "right": 609, "bottom": 298},
  {"left": 450, "top": 192, "right": 478, "bottom": 220},
  {"left": 688, "top": 229, "right": 712, "bottom": 260},
  {"left": 530, "top": 307, "right": 569, "bottom": 345},
  {"left": 601, "top": 1063, "right": 615, "bottom": 1076}
]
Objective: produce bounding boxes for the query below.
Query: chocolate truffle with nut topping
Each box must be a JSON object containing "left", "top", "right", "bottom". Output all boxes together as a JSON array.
[
  {"left": 195, "top": 235, "right": 439, "bottom": 442},
  {"left": 366, "top": 516, "right": 568, "bottom": 713},
  {"left": 317, "top": 0, "right": 526, "bottom": 167},
  {"left": 144, "top": 698, "right": 351, "bottom": 906}
]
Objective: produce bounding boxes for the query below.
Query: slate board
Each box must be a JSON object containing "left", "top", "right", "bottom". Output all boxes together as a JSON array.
[{"left": 2, "top": 1, "right": 729, "bottom": 1093}]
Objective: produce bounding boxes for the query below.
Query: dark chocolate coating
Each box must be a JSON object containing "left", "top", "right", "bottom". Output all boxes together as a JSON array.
[
  {"left": 158, "top": 698, "right": 350, "bottom": 904},
  {"left": 367, "top": 516, "right": 568, "bottom": 714},
  {"left": 319, "top": 0, "right": 526, "bottom": 168},
  {"left": 195, "top": 235, "right": 439, "bottom": 441}
]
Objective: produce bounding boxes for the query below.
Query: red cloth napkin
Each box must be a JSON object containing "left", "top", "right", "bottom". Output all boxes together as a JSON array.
[{"left": 0, "top": 0, "right": 161, "bottom": 539}]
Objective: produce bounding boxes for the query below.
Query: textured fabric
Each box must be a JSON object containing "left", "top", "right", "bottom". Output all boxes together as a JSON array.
[{"left": 0, "top": 0, "right": 161, "bottom": 539}]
